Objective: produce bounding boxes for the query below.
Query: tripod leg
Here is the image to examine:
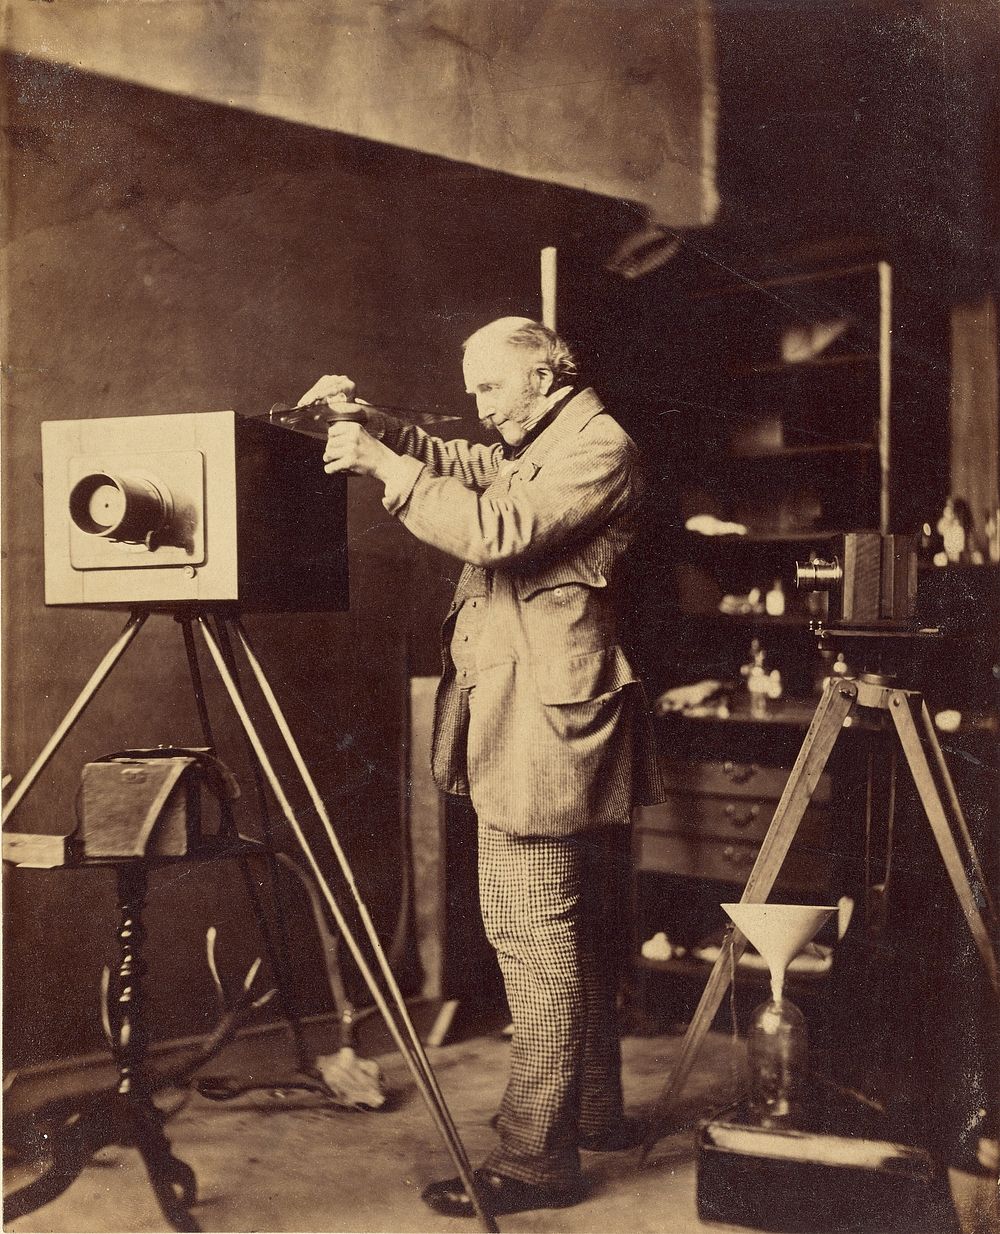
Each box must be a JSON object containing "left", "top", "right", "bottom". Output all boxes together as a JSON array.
[
  {"left": 195, "top": 617, "right": 498, "bottom": 1234},
  {"left": 179, "top": 616, "right": 218, "bottom": 751},
  {"left": 228, "top": 623, "right": 480, "bottom": 1161},
  {"left": 917, "top": 696, "right": 998, "bottom": 926},
  {"left": 2, "top": 611, "right": 147, "bottom": 824},
  {"left": 639, "top": 677, "right": 858, "bottom": 1160},
  {"left": 890, "top": 692, "right": 999, "bottom": 996},
  {"left": 209, "top": 615, "right": 315, "bottom": 1073},
  {"left": 741, "top": 677, "right": 858, "bottom": 901},
  {"left": 181, "top": 615, "right": 313, "bottom": 1073}
]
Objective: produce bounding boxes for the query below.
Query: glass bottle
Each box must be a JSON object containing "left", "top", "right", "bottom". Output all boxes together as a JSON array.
[
  {"left": 747, "top": 996, "right": 809, "bottom": 1126},
  {"left": 765, "top": 577, "right": 786, "bottom": 617}
]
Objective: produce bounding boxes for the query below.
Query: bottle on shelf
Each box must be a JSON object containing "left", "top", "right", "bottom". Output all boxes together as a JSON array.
[
  {"left": 741, "top": 639, "right": 783, "bottom": 717},
  {"left": 765, "top": 577, "right": 786, "bottom": 617},
  {"left": 822, "top": 652, "right": 850, "bottom": 692}
]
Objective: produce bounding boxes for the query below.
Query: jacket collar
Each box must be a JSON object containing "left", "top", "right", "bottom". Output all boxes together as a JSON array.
[
  {"left": 516, "top": 387, "right": 605, "bottom": 463},
  {"left": 503, "top": 386, "right": 575, "bottom": 459}
]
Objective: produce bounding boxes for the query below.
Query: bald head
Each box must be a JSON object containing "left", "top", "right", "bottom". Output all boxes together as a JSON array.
[
  {"left": 462, "top": 318, "right": 577, "bottom": 386},
  {"left": 462, "top": 317, "right": 576, "bottom": 448}
]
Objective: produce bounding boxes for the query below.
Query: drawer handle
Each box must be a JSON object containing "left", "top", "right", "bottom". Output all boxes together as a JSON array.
[
  {"left": 723, "top": 761, "right": 757, "bottom": 785},
  {"left": 724, "top": 802, "right": 761, "bottom": 829},
  {"left": 722, "top": 844, "right": 754, "bottom": 867}
]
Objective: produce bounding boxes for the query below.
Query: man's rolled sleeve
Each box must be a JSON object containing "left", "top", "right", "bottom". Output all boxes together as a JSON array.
[{"left": 381, "top": 453, "right": 425, "bottom": 514}]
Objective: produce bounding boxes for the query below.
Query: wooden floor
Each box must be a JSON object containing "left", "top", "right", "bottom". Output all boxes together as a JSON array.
[{"left": 3, "top": 1018, "right": 989, "bottom": 1234}]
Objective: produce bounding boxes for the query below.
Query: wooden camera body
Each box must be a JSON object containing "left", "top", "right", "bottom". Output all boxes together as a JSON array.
[
  {"left": 41, "top": 411, "right": 349, "bottom": 611},
  {"left": 796, "top": 532, "right": 917, "bottom": 626}
]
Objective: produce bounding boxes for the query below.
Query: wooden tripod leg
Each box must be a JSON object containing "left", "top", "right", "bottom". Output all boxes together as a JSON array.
[
  {"left": 639, "top": 678, "right": 858, "bottom": 1160},
  {"left": 196, "top": 617, "right": 498, "bottom": 1234},
  {"left": 188, "top": 615, "right": 313, "bottom": 1075},
  {"left": 228, "top": 620, "right": 482, "bottom": 1174},
  {"left": 889, "top": 691, "right": 999, "bottom": 996},
  {"left": 2, "top": 611, "right": 147, "bottom": 824},
  {"left": 917, "top": 696, "right": 998, "bottom": 926}
]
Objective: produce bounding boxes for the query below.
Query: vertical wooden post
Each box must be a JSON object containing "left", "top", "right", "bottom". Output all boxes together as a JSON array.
[
  {"left": 541, "top": 246, "right": 557, "bottom": 331},
  {"left": 950, "top": 296, "right": 999, "bottom": 556}
]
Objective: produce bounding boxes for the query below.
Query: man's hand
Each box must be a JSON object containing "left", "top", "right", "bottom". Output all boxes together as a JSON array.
[
  {"left": 298, "top": 374, "right": 359, "bottom": 408},
  {"left": 323, "top": 421, "right": 395, "bottom": 480}
]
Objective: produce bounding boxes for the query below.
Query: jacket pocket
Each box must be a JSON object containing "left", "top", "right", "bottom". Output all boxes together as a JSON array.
[
  {"left": 535, "top": 645, "right": 638, "bottom": 705},
  {"left": 516, "top": 561, "right": 608, "bottom": 603}
]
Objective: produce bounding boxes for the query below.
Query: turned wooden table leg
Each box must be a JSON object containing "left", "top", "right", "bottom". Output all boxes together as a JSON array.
[
  {"left": 112, "top": 861, "right": 201, "bottom": 1230},
  {"left": 114, "top": 862, "right": 150, "bottom": 1098}
]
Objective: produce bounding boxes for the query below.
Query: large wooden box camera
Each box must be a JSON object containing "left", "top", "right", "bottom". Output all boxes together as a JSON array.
[{"left": 42, "top": 412, "right": 348, "bottom": 610}]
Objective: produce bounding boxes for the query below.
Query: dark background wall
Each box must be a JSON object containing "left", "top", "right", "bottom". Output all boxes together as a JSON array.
[{"left": 0, "top": 55, "right": 632, "bottom": 1068}]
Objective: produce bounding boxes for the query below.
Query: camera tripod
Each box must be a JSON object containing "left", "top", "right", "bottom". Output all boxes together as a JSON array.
[
  {"left": 2, "top": 606, "right": 497, "bottom": 1233},
  {"left": 639, "top": 633, "right": 999, "bottom": 1160}
]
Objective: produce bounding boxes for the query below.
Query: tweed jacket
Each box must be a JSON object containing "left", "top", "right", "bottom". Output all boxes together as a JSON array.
[{"left": 369, "top": 388, "right": 664, "bottom": 836}]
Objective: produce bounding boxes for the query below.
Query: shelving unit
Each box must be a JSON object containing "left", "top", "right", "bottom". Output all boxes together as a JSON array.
[
  {"left": 629, "top": 254, "right": 949, "bottom": 1028},
  {"left": 677, "top": 260, "right": 893, "bottom": 538}
]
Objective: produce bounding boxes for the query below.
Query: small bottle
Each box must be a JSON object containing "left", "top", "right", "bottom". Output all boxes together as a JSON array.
[
  {"left": 765, "top": 578, "right": 786, "bottom": 617},
  {"left": 747, "top": 997, "right": 809, "bottom": 1126},
  {"left": 743, "top": 643, "right": 770, "bottom": 717}
]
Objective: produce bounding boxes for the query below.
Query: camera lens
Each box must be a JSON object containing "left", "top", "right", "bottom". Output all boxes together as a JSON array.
[
  {"left": 795, "top": 557, "right": 843, "bottom": 590},
  {"left": 69, "top": 472, "right": 169, "bottom": 543},
  {"left": 83, "top": 481, "right": 127, "bottom": 531}
]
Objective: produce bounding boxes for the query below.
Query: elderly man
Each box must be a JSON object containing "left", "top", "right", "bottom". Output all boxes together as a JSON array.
[{"left": 302, "top": 317, "right": 662, "bottom": 1217}]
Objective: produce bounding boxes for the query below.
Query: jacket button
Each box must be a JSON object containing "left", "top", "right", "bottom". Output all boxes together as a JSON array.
[{"left": 554, "top": 587, "right": 563, "bottom": 596}]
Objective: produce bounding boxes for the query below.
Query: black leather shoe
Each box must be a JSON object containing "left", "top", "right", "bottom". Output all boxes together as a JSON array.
[
  {"left": 421, "top": 1168, "right": 584, "bottom": 1218},
  {"left": 578, "top": 1116, "right": 645, "bottom": 1152}
]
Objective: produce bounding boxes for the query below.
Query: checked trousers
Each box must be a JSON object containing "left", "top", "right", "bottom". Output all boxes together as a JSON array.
[{"left": 478, "top": 821, "right": 630, "bottom": 1187}]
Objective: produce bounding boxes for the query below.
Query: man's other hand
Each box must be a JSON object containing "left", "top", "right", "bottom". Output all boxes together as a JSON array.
[
  {"left": 298, "top": 374, "right": 358, "bottom": 407},
  {"left": 324, "top": 421, "right": 391, "bottom": 479}
]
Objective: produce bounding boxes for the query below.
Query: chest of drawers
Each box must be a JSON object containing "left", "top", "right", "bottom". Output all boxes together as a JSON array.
[{"left": 633, "top": 757, "right": 840, "bottom": 896}]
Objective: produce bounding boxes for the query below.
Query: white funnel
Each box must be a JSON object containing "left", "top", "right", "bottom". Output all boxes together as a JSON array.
[{"left": 722, "top": 903, "right": 836, "bottom": 1002}]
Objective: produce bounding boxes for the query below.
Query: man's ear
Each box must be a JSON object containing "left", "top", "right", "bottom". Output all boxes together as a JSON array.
[{"left": 534, "top": 365, "right": 554, "bottom": 396}]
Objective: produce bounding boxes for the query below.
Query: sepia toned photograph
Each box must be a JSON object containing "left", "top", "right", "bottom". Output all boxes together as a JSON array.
[{"left": 1, "top": 3, "right": 997, "bottom": 1232}]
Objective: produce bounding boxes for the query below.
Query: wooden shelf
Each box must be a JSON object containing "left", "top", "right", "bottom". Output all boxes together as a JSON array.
[
  {"left": 729, "top": 441, "right": 877, "bottom": 461},
  {"left": 682, "top": 529, "right": 840, "bottom": 547},
  {"left": 654, "top": 697, "right": 828, "bottom": 729},
  {"left": 636, "top": 954, "right": 712, "bottom": 979},
  {"left": 692, "top": 259, "right": 882, "bottom": 299},
  {"left": 636, "top": 953, "right": 831, "bottom": 985},
  {"left": 682, "top": 611, "right": 820, "bottom": 628},
  {"left": 732, "top": 352, "right": 876, "bottom": 377}
]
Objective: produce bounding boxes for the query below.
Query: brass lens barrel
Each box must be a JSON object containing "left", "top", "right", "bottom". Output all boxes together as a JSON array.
[
  {"left": 795, "top": 556, "right": 843, "bottom": 590},
  {"left": 69, "top": 472, "right": 168, "bottom": 543}
]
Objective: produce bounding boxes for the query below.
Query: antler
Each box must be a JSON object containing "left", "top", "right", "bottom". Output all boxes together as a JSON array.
[
  {"left": 157, "top": 926, "right": 275, "bottom": 1090},
  {"left": 99, "top": 966, "right": 114, "bottom": 1046}
]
